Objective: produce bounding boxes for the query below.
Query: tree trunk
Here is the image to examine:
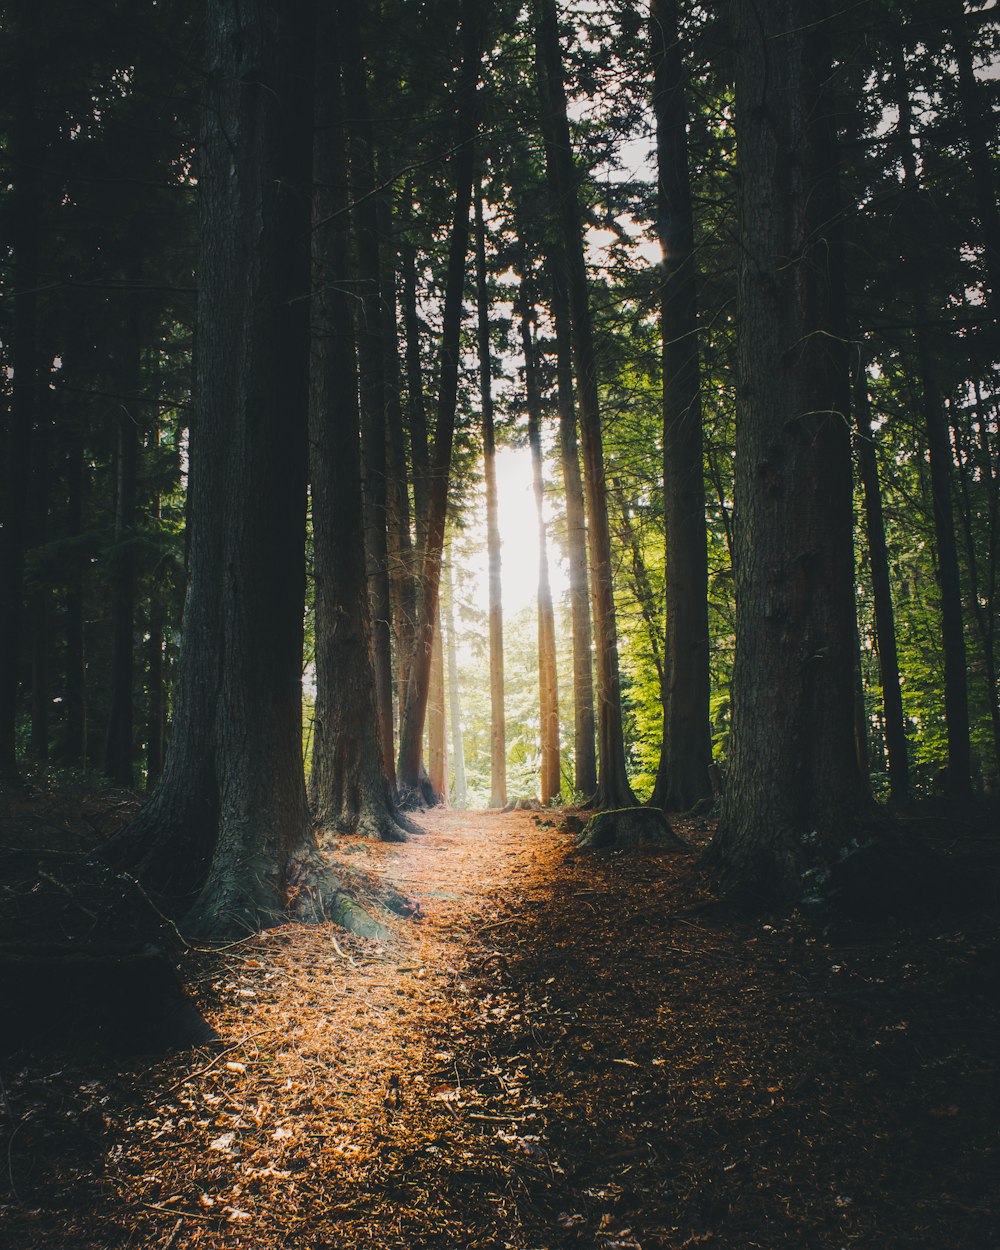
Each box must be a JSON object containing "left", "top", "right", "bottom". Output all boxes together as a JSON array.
[
  {"left": 853, "top": 351, "right": 909, "bottom": 801},
  {"left": 708, "top": 0, "right": 879, "bottom": 905},
  {"left": 445, "top": 557, "right": 467, "bottom": 807},
  {"left": 28, "top": 405, "right": 50, "bottom": 762},
  {"left": 397, "top": 1, "right": 481, "bottom": 799},
  {"left": 546, "top": 252, "right": 596, "bottom": 798},
  {"left": 308, "top": 0, "right": 411, "bottom": 843},
  {"left": 105, "top": 0, "right": 331, "bottom": 938},
  {"left": 474, "top": 189, "right": 507, "bottom": 808},
  {"left": 649, "top": 0, "right": 712, "bottom": 813},
  {"left": 518, "top": 274, "right": 560, "bottom": 805},
  {"left": 0, "top": 45, "right": 41, "bottom": 787},
  {"left": 104, "top": 248, "right": 144, "bottom": 787},
  {"left": 62, "top": 413, "right": 86, "bottom": 767},
  {"left": 340, "top": 0, "right": 396, "bottom": 787},
  {"left": 534, "top": 0, "right": 634, "bottom": 811},
  {"left": 427, "top": 605, "right": 447, "bottom": 802}
]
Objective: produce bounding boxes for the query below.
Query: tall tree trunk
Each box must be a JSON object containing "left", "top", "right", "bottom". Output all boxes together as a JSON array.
[
  {"left": 708, "top": 0, "right": 877, "bottom": 904},
  {"left": 106, "top": 0, "right": 324, "bottom": 936},
  {"left": 893, "top": 53, "right": 972, "bottom": 796},
  {"left": 104, "top": 247, "right": 144, "bottom": 786},
  {"left": 427, "top": 605, "right": 447, "bottom": 802},
  {"left": 445, "top": 556, "right": 467, "bottom": 807},
  {"left": 28, "top": 406, "right": 50, "bottom": 762},
  {"left": 62, "top": 410, "right": 86, "bottom": 766},
  {"left": 649, "top": 0, "right": 712, "bottom": 813},
  {"left": 853, "top": 350, "right": 909, "bottom": 801},
  {"left": 340, "top": 0, "right": 396, "bottom": 786},
  {"left": 474, "top": 189, "right": 507, "bottom": 808},
  {"left": 546, "top": 252, "right": 596, "bottom": 798},
  {"left": 534, "top": 0, "right": 634, "bottom": 810},
  {"left": 518, "top": 274, "right": 560, "bottom": 805},
  {"left": 308, "top": 1, "right": 410, "bottom": 842},
  {"left": 397, "top": 0, "right": 481, "bottom": 798},
  {"left": 0, "top": 43, "right": 41, "bottom": 787}
]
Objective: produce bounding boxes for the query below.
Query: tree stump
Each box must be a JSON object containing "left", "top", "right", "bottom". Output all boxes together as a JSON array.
[{"left": 576, "top": 806, "right": 690, "bottom": 851}]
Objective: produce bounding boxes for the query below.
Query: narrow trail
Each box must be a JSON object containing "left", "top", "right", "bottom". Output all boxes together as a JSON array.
[{"left": 2, "top": 807, "right": 998, "bottom": 1249}]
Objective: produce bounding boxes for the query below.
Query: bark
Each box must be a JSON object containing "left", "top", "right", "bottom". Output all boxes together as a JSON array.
[
  {"left": 308, "top": 1, "right": 411, "bottom": 843},
  {"left": 534, "top": 0, "right": 634, "bottom": 811},
  {"left": 474, "top": 190, "right": 508, "bottom": 808},
  {"left": 445, "top": 558, "right": 468, "bottom": 807},
  {"left": 340, "top": 0, "right": 396, "bottom": 786},
  {"left": 0, "top": 44, "right": 41, "bottom": 787},
  {"left": 105, "top": 0, "right": 339, "bottom": 938},
  {"left": 546, "top": 252, "right": 596, "bottom": 798},
  {"left": 518, "top": 273, "right": 560, "bottom": 805},
  {"left": 853, "top": 352, "right": 909, "bottom": 801},
  {"left": 400, "top": 224, "right": 432, "bottom": 549},
  {"left": 649, "top": 0, "right": 712, "bottom": 813},
  {"left": 397, "top": 1, "right": 481, "bottom": 799},
  {"left": 707, "top": 0, "right": 882, "bottom": 906}
]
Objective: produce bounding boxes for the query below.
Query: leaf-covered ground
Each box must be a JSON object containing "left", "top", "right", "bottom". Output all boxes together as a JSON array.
[{"left": 1, "top": 799, "right": 998, "bottom": 1248}]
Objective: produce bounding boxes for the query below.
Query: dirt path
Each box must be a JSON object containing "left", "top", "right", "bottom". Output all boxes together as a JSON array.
[{"left": 2, "top": 806, "right": 998, "bottom": 1249}]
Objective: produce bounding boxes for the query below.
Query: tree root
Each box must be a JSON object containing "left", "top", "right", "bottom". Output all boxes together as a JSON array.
[{"left": 576, "top": 806, "right": 690, "bottom": 852}]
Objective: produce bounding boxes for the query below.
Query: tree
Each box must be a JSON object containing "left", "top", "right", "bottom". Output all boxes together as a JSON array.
[
  {"left": 106, "top": 0, "right": 369, "bottom": 939},
  {"left": 707, "top": 0, "right": 880, "bottom": 903},
  {"left": 474, "top": 188, "right": 508, "bottom": 808},
  {"left": 649, "top": 0, "right": 712, "bottom": 813},
  {"left": 308, "top": 2, "right": 412, "bottom": 843}
]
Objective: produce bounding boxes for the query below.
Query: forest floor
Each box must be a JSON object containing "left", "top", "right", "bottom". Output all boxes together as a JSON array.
[{"left": 1, "top": 795, "right": 999, "bottom": 1249}]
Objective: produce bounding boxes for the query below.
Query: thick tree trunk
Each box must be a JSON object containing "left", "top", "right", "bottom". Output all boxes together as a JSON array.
[
  {"left": 474, "top": 190, "right": 508, "bottom": 808},
  {"left": 62, "top": 415, "right": 86, "bottom": 767},
  {"left": 518, "top": 276, "right": 560, "bottom": 805},
  {"left": 853, "top": 352, "right": 909, "bottom": 801},
  {"left": 649, "top": 0, "right": 712, "bottom": 813},
  {"left": 397, "top": 1, "right": 481, "bottom": 799},
  {"left": 105, "top": 0, "right": 335, "bottom": 938},
  {"left": 708, "top": 0, "right": 879, "bottom": 905},
  {"left": 309, "top": 1, "right": 410, "bottom": 843},
  {"left": 444, "top": 557, "right": 467, "bottom": 807},
  {"left": 534, "top": 0, "right": 634, "bottom": 811},
  {"left": 546, "top": 253, "right": 596, "bottom": 798},
  {"left": 340, "top": 0, "right": 396, "bottom": 787}
]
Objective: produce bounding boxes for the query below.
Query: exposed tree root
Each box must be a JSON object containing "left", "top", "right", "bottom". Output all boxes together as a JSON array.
[{"left": 576, "top": 805, "right": 690, "bottom": 851}]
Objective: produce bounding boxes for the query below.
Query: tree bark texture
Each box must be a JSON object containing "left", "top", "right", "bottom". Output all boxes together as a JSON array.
[
  {"left": 709, "top": 0, "right": 874, "bottom": 904},
  {"left": 534, "top": 0, "right": 633, "bottom": 809},
  {"left": 397, "top": 1, "right": 481, "bottom": 798},
  {"left": 649, "top": 0, "right": 712, "bottom": 813},
  {"left": 475, "top": 191, "right": 508, "bottom": 808},
  {"left": 427, "top": 604, "right": 447, "bottom": 802},
  {"left": 309, "top": 3, "right": 410, "bottom": 842},
  {"left": 106, "top": 0, "right": 320, "bottom": 936}
]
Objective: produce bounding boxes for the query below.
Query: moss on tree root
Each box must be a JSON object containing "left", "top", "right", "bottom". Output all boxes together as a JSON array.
[{"left": 576, "top": 806, "right": 690, "bottom": 851}]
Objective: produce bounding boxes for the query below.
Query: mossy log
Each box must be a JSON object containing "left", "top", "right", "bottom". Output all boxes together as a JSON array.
[
  {"left": 576, "top": 806, "right": 690, "bottom": 851},
  {"left": 0, "top": 944, "right": 218, "bottom": 1056}
]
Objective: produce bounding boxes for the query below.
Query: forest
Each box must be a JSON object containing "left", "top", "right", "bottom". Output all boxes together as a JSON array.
[{"left": 1, "top": 0, "right": 998, "bottom": 1247}]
